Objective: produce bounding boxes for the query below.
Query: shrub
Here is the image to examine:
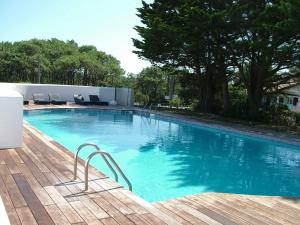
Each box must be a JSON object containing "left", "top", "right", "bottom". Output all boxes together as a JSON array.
[
  {"left": 135, "top": 92, "right": 149, "bottom": 105},
  {"left": 189, "top": 99, "right": 200, "bottom": 111},
  {"left": 267, "top": 104, "right": 298, "bottom": 127},
  {"left": 227, "top": 86, "right": 248, "bottom": 118},
  {"left": 169, "top": 97, "right": 182, "bottom": 108}
]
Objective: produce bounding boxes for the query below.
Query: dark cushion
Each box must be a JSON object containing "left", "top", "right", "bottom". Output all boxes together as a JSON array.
[
  {"left": 74, "top": 94, "right": 84, "bottom": 103},
  {"left": 89, "top": 95, "right": 100, "bottom": 102}
]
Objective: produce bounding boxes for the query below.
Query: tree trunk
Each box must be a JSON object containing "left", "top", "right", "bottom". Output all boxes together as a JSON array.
[
  {"left": 204, "top": 67, "right": 214, "bottom": 113},
  {"left": 248, "top": 92, "right": 261, "bottom": 119},
  {"left": 247, "top": 67, "right": 264, "bottom": 120},
  {"left": 222, "top": 78, "right": 230, "bottom": 114}
]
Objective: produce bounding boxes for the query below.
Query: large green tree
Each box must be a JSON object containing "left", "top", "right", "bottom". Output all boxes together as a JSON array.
[
  {"left": 135, "top": 66, "right": 167, "bottom": 104},
  {"left": 228, "top": 0, "right": 300, "bottom": 118},
  {"left": 133, "top": 0, "right": 300, "bottom": 118},
  {"left": 0, "top": 39, "right": 125, "bottom": 87}
]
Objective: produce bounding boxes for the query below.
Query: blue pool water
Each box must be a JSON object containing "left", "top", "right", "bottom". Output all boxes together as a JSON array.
[{"left": 24, "top": 108, "right": 300, "bottom": 202}]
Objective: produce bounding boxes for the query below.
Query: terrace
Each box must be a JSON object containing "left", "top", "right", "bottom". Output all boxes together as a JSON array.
[{"left": 0, "top": 100, "right": 299, "bottom": 225}]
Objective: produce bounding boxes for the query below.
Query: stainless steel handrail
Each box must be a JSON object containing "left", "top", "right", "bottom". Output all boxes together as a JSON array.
[
  {"left": 84, "top": 151, "right": 132, "bottom": 191},
  {"left": 73, "top": 143, "right": 118, "bottom": 181},
  {"left": 143, "top": 103, "right": 148, "bottom": 109}
]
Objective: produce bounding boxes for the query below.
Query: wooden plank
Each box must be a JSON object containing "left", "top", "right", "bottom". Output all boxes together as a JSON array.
[
  {"left": 126, "top": 213, "right": 153, "bottom": 225},
  {"left": 8, "top": 148, "right": 24, "bottom": 164},
  {"left": 17, "top": 163, "right": 54, "bottom": 206},
  {"left": 181, "top": 196, "right": 250, "bottom": 225},
  {"left": 158, "top": 201, "right": 207, "bottom": 225},
  {"left": 3, "top": 151, "right": 21, "bottom": 174},
  {"left": 0, "top": 165, "right": 27, "bottom": 208},
  {"left": 92, "top": 197, "right": 134, "bottom": 225},
  {"left": 177, "top": 198, "right": 239, "bottom": 225},
  {"left": 207, "top": 194, "right": 287, "bottom": 225},
  {"left": 120, "top": 189, "right": 181, "bottom": 225},
  {"left": 69, "top": 201, "right": 104, "bottom": 225},
  {"left": 100, "top": 217, "right": 120, "bottom": 225},
  {"left": 56, "top": 202, "right": 84, "bottom": 224},
  {"left": 109, "top": 189, "right": 149, "bottom": 214},
  {"left": 16, "top": 207, "right": 38, "bottom": 225},
  {"left": 0, "top": 175, "right": 22, "bottom": 225},
  {"left": 78, "top": 196, "right": 109, "bottom": 219},
  {"left": 13, "top": 173, "right": 55, "bottom": 225},
  {"left": 153, "top": 203, "right": 191, "bottom": 225},
  {"left": 17, "top": 149, "right": 52, "bottom": 187},
  {"left": 188, "top": 194, "right": 270, "bottom": 225},
  {"left": 219, "top": 194, "right": 300, "bottom": 225},
  {"left": 44, "top": 186, "right": 69, "bottom": 204},
  {"left": 139, "top": 213, "right": 168, "bottom": 225},
  {"left": 45, "top": 204, "right": 71, "bottom": 225},
  {"left": 0, "top": 151, "right": 7, "bottom": 164}
]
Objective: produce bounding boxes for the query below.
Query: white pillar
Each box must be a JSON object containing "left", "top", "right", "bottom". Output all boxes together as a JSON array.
[{"left": 0, "top": 89, "right": 23, "bottom": 149}]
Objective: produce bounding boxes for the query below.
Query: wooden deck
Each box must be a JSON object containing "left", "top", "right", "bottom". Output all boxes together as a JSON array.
[
  {"left": 154, "top": 193, "right": 300, "bottom": 225},
  {"left": 0, "top": 124, "right": 179, "bottom": 225},
  {"left": 0, "top": 119, "right": 300, "bottom": 224}
]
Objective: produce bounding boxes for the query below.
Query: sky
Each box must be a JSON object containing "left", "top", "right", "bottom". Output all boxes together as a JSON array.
[{"left": 0, "top": 0, "right": 152, "bottom": 74}]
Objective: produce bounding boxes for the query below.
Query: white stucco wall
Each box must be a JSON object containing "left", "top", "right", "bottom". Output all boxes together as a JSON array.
[
  {"left": 0, "top": 89, "right": 23, "bottom": 149},
  {"left": 99, "top": 87, "right": 116, "bottom": 102},
  {"left": 0, "top": 83, "right": 134, "bottom": 106},
  {"left": 116, "top": 88, "right": 134, "bottom": 106}
]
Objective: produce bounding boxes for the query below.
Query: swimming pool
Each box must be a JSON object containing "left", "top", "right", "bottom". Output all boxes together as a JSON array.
[{"left": 24, "top": 108, "right": 300, "bottom": 202}]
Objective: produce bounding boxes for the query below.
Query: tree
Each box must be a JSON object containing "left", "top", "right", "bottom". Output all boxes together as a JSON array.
[
  {"left": 135, "top": 67, "right": 167, "bottom": 104},
  {"left": 0, "top": 39, "right": 126, "bottom": 87},
  {"left": 228, "top": 0, "right": 300, "bottom": 118},
  {"left": 133, "top": 0, "right": 233, "bottom": 113},
  {"left": 133, "top": 0, "right": 300, "bottom": 118}
]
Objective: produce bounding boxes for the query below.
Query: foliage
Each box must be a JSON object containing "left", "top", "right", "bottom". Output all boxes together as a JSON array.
[
  {"left": 265, "top": 104, "right": 298, "bottom": 127},
  {"left": 133, "top": 0, "right": 300, "bottom": 119},
  {"left": 227, "top": 86, "right": 248, "bottom": 118},
  {"left": 134, "top": 66, "right": 167, "bottom": 103},
  {"left": 169, "top": 97, "right": 182, "bottom": 108},
  {"left": 0, "top": 39, "right": 125, "bottom": 87},
  {"left": 135, "top": 91, "right": 149, "bottom": 105}
]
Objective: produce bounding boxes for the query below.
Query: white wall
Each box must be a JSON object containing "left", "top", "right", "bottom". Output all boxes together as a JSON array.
[
  {"left": 116, "top": 88, "right": 134, "bottom": 106},
  {"left": 0, "top": 89, "right": 23, "bottom": 149},
  {"left": 0, "top": 83, "right": 134, "bottom": 106},
  {"left": 99, "top": 87, "right": 116, "bottom": 102}
]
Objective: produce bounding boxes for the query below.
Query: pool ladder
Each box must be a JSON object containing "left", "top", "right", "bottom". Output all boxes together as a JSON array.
[
  {"left": 143, "top": 103, "right": 153, "bottom": 110},
  {"left": 73, "top": 143, "right": 132, "bottom": 191}
]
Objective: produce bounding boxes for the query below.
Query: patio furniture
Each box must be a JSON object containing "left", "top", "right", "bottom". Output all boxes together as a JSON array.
[
  {"left": 89, "top": 95, "right": 109, "bottom": 106},
  {"left": 49, "top": 93, "right": 66, "bottom": 105},
  {"left": 73, "top": 94, "right": 89, "bottom": 105},
  {"left": 33, "top": 93, "right": 50, "bottom": 105},
  {"left": 21, "top": 94, "right": 29, "bottom": 105}
]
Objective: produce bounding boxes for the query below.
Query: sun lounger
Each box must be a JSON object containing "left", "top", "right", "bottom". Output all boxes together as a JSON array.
[
  {"left": 73, "top": 94, "right": 89, "bottom": 105},
  {"left": 22, "top": 94, "right": 29, "bottom": 105},
  {"left": 89, "top": 95, "right": 109, "bottom": 106},
  {"left": 33, "top": 93, "right": 50, "bottom": 105},
  {"left": 49, "top": 93, "right": 66, "bottom": 105}
]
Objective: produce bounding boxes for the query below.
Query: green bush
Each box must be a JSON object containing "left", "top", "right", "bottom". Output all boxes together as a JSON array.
[
  {"left": 169, "top": 97, "right": 182, "bottom": 108},
  {"left": 267, "top": 104, "right": 298, "bottom": 127},
  {"left": 227, "top": 86, "right": 248, "bottom": 118},
  {"left": 190, "top": 99, "right": 200, "bottom": 111},
  {"left": 135, "top": 92, "right": 149, "bottom": 105}
]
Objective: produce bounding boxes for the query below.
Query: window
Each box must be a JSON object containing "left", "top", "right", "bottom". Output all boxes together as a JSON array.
[
  {"left": 278, "top": 96, "right": 284, "bottom": 104},
  {"left": 293, "top": 97, "right": 298, "bottom": 106}
]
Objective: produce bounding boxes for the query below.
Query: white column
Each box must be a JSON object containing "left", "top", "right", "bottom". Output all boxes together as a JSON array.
[{"left": 0, "top": 89, "right": 23, "bottom": 149}]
